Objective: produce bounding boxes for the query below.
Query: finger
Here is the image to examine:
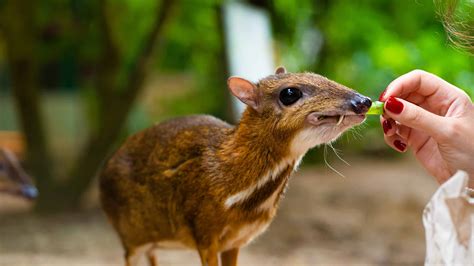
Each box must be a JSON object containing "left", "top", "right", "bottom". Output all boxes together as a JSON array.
[
  {"left": 413, "top": 137, "right": 453, "bottom": 182},
  {"left": 380, "top": 70, "right": 467, "bottom": 104},
  {"left": 396, "top": 123, "right": 411, "bottom": 140},
  {"left": 384, "top": 96, "right": 447, "bottom": 140},
  {"left": 380, "top": 116, "right": 396, "bottom": 136},
  {"left": 394, "top": 123, "right": 436, "bottom": 155},
  {"left": 384, "top": 133, "right": 408, "bottom": 153},
  {"left": 407, "top": 92, "right": 464, "bottom": 117},
  {"left": 404, "top": 92, "right": 426, "bottom": 105},
  {"left": 396, "top": 123, "right": 426, "bottom": 150}
]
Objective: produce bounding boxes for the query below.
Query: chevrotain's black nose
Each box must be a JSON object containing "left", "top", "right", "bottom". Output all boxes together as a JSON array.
[
  {"left": 21, "top": 185, "right": 38, "bottom": 200},
  {"left": 350, "top": 95, "right": 372, "bottom": 114}
]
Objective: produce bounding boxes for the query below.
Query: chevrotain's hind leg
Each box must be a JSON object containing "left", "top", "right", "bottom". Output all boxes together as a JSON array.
[
  {"left": 220, "top": 248, "right": 239, "bottom": 266},
  {"left": 125, "top": 244, "right": 152, "bottom": 266},
  {"left": 197, "top": 245, "right": 219, "bottom": 266},
  {"left": 146, "top": 246, "right": 159, "bottom": 266},
  {"left": 125, "top": 251, "right": 139, "bottom": 266}
]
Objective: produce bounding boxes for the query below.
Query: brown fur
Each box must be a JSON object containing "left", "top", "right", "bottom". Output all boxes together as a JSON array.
[{"left": 100, "top": 70, "right": 368, "bottom": 266}]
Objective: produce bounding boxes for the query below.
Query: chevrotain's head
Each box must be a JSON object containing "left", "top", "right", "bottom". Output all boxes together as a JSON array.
[
  {"left": 0, "top": 149, "right": 38, "bottom": 200},
  {"left": 228, "top": 67, "right": 371, "bottom": 157}
]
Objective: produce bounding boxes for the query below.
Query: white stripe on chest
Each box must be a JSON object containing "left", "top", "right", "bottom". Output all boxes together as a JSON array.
[{"left": 224, "top": 156, "right": 302, "bottom": 209}]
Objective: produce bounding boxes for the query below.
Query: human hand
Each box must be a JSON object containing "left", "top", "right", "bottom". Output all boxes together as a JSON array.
[{"left": 379, "top": 70, "right": 474, "bottom": 188}]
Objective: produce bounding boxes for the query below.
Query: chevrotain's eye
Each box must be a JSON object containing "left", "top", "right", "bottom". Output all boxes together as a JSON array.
[{"left": 279, "top": 88, "right": 302, "bottom": 106}]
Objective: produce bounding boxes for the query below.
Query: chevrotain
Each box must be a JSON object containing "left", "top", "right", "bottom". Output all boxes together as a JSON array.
[
  {"left": 100, "top": 67, "right": 372, "bottom": 266},
  {"left": 0, "top": 148, "right": 37, "bottom": 200}
]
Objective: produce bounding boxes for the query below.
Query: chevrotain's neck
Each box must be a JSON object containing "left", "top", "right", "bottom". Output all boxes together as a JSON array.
[{"left": 218, "top": 108, "right": 300, "bottom": 185}]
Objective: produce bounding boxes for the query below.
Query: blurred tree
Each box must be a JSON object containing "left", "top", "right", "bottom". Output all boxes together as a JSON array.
[{"left": 0, "top": 0, "right": 177, "bottom": 211}]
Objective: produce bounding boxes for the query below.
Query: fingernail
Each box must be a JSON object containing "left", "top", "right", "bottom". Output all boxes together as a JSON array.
[
  {"left": 382, "top": 119, "right": 392, "bottom": 134},
  {"left": 394, "top": 140, "right": 407, "bottom": 152},
  {"left": 386, "top": 96, "right": 404, "bottom": 114},
  {"left": 379, "top": 89, "right": 387, "bottom": 101}
]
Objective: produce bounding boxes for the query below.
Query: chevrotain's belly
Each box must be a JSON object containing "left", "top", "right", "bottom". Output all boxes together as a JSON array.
[
  {"left": 218, "top": 217, "right": 273, "bottom": 251},
  {"left": 155, "top": 226, "right": 197, "bottom": 249}
]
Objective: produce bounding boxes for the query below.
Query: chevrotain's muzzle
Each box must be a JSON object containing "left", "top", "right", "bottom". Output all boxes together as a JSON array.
[{"left": 350, "top": 94, "right": 372, "bottom": 114}]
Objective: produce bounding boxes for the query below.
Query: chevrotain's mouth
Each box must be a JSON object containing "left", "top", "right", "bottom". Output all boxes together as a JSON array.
[
  {"left": 308, "top": 112, "right": 366, "bottom": 126},
  {"left": 317, "top": 115, "right": 346, "bottom": 125}
]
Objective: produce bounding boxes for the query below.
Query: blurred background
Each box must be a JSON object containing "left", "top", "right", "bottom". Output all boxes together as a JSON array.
[{"left": 0, "top": 0, "right": 473, "bottom": 265}]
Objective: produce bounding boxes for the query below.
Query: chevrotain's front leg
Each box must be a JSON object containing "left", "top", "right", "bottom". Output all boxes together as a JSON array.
[
  {"left": 197, "top": 243, "right": 219, "bottom": 266},
  {"left": 146, "top": 245, "right": 159, "bottom": 266},
  {"left": 220, "top": 248, "right": 239, "bottom": 266}
]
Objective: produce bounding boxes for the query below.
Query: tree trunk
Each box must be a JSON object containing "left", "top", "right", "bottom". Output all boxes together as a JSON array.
[
  {"left": 60, "top": 0, "right": 178, "bottom": 208},
  {"left": 1, "top": 0, "right": 56, "bottom": 210}
]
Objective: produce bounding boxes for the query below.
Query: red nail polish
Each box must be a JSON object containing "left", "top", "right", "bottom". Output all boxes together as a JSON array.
[
  {"left": 379, "top": 89, "right": 387, "bottom": 101},
  {"left": 383, "top": 119, "right": 392, "bottom": 134},
  {"left": 394, "top": 140, "right": 407, "bottom": 152},
  {"left": 386, "top": 96, "right": 404, "bottom": 114}
]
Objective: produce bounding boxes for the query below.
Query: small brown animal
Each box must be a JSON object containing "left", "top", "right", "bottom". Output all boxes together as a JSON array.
[
  {"left": 100, "top": 67, "right": 371, "bottom": 266},
  {"left": 0, "top": 148, "right": 38, "bottom": 200}
]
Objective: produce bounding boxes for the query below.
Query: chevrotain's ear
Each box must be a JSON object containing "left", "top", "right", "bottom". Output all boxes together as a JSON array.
[
  {"left": 275, "top": 66, "right": 286, "bottom": 75},
  {"left": 227, "top": 77, "right": 260, "bottom": 111}
]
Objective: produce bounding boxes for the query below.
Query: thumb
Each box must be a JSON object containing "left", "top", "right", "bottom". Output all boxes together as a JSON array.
[{"left": 384, "top": 96, "right": 446, "bottom": 138}]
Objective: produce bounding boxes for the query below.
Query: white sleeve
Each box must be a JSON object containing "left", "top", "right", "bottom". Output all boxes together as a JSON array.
[{"left": 423, "top": 170, "right": 474, "bottom": 265}]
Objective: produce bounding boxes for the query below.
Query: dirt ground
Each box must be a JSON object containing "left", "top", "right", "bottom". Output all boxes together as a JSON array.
[{"left": 0, "top": 156, "right": 438, "bottom": 265}]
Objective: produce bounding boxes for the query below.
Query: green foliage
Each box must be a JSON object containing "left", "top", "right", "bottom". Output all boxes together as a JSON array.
[
  {"left": 110, "top": 0, "right": 157, "bottom": 60},
  {"left": 265, "top": 0, "right": 474, "bottom": 161},
  {"left": 159, "top": 0, "right": 226, "bottom": 117},
  {"left": 128, "top": 0, "right": 228, "bottom": 131}
]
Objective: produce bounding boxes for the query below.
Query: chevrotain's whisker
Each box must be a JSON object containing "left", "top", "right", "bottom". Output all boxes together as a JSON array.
[
  {"left": 324, "top": 144, "right": 346, "bottom": 178},
  {"left": 328, "top": 142, "right": 350, "bottom": 166}
]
